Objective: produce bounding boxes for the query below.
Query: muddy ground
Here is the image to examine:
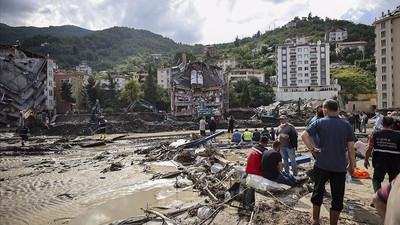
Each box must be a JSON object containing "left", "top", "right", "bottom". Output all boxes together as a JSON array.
[{"left": 0, "top": 116, "right": 385, "bottom": 225}]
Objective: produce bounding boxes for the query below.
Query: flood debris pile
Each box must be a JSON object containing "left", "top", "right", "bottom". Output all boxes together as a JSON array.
[
  {"left": 254, "top": 98, "right": 324, "bottom": 125},
  {"left": 111, "top": 133, "right": 316, "bottom": 225}
]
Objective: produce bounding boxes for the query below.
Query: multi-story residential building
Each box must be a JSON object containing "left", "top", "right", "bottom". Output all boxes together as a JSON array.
[
  {"left": 228, "top": 69, "right": 265, "bottom": 84},
  {"left": 131, "top": 70, "right": 148, "bottom": 83},
  {"left": 275, "top": 37, "right": 339, "bottom": 100},
  {"left": 98, "top": 74, "right": 129, "bottom": 91},
  {"left": 54, "top": 70, "right": 87, "bottom": 113},
  {"left": 325, "top": 28, "right": 348, "bottom": 42},
  {"left": 75, "top": 61, "right": 92, "bottom": 75},
  {"left": 216, "top": 58, "right": 239, "bottom": 72},
  {"left": 373, "top": 6, "right": 400, "bottom": 109},
  {"left": 157, "top": 67, "right": 171, "bottom": 89},
  {"left": 335, "top": 41, "right": 368, "bottom": 55},
  {"left": 0, "top": 43, "right": 56, "bottom": 124}
]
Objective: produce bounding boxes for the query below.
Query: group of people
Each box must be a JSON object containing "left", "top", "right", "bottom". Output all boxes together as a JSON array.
[
  {"left": 347, "top": 111, "right": 369, "bottom": 133},
  {"left": 301, "top": 100, "right": 400, "bottom": 225},
  {"left": 229, "top": 127, "right": 276, "bottom": 144}
]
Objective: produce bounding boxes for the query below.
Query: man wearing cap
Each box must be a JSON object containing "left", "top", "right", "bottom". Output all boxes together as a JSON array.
[{"left": 276, "top": 115, "right": 298, "bottom": 176}]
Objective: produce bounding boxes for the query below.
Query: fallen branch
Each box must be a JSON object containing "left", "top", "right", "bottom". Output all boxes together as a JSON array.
[{"left": 142, "top": 208, "right": 177, "bottom": 225}]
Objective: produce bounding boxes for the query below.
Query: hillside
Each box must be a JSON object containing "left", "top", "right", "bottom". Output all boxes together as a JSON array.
[
  {"left": 0, "top": 23, "right": 93, "bottom": 44},
  {"left": 0, "top": 25, "right": 191, "bottom": 70}
]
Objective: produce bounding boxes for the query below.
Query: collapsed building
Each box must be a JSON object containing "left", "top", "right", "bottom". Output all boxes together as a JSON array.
[
  {"left": 171, "top": 62, "right": 226, "bottom": 119},
  {"left": 0, "top": 43, "right": 55, "bottom": 125}
]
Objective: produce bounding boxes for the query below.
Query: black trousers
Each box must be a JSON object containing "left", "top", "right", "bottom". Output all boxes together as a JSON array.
[
  {"left": 372, "top": 155, "right": 400, "bottom": 192},
  {"left": 311, "top": 166, "right": 346, "bottom": 211}
]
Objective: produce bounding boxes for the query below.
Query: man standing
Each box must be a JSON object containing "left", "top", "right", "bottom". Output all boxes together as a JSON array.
[
  {"left": 98, "top": 116, "right": 107, "bottom": 139},
  {"left": 228, "top": 116, "right": 235, "bottom": 139},
  {"left": 301, "top": 99, "right": 355, "bottom": 225},
  {"left": 374, "top": 109, "right": 384, "bottom": 131},
  {"left": 276, "top": 115, "right": 298, "bottom": 176},
  {"left": 360, "top": 112, "right": 368, "bottom": 133},
  {"left": 245, "top": 136, "right": 268, "bottom": 176},
  {"left": 209, "top": 117, "right": 217, "bottom": 136},
  {"left": 261, "top": 141, "right": 297, "bottom": 187},
  {"left": 199, "top": 117, "right": 207, "bottom": 136},
  {"left": 364, "top": 116, "right": 400, "bottom": 193}
]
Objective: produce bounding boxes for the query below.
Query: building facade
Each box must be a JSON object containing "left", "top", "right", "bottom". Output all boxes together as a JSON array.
[
  {"left": 275, "top": 37, "right": 339, "bottom": 100},
  {"left": 54, "top": 70, "right": 87, "bottom": 114},
  {"left": 75, "top": 61, "right": 92, "bottom": 75},
  {"left": 335, "top": 41, "right": 368, "bottom": 54},
  {"left": 157, "top": 67, "right": 171, "bottom": 89},
  {"left": 217, "top": 58, "right": 239, "bottom": 72},
  {"left": 373, "top": 6, "right": 400, "bottom": 109},
  {"left": 228, "top": 69, "right": 265, "bottom": 84},
  {"left": 98, "top": 74, "right": 129, "bottom": 91},
  {"left": 325, "top": 28, "right": 348, "bottom": 42}
]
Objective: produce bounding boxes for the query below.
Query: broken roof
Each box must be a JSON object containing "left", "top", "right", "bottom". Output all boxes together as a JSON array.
[{"left": 173, "top": 61, "right": 223, "bottom": 89}]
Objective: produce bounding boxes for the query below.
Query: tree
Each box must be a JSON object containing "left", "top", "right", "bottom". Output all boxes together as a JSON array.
[
  {"left": 240, "top": 81, "right": 251, "bottom": 107},
  {"left": 85, "top": 76, "right": 97, "bottom": 106},
  {"left": 234, "top": 36, "right": 240, "bottom": 47},
  {"left": 142, "top": 64, "right": 158, "bottom": 104},
  {"left": 61, "top": 82, "right": 76, "bottom": 111},
  {"left": 119, "top": 78, "right": 143, "bottom": 106}
]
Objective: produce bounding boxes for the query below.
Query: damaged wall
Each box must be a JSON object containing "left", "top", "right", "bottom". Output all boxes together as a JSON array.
[
  {"left": 171, "top": 62, "right": 225, "bottom": 118},
  {"left": 0, "top": 45, "right": 54, "bottom": 125}
]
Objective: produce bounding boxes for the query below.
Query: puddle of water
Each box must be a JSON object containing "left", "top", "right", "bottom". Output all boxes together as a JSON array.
[{"left": 69, "top": 185, "right": 202, "bottom": 225}]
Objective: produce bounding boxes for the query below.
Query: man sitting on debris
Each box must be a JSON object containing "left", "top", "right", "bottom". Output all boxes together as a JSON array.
[
  {"left": 242, "top": 129, "right": 252, "bottom": 142},
  {"left": 231, "top": 129, "right": 242, "bottom": 144},
  {"left": 261, "top": 127, "right": 269, "bottom": 138},
  {"left": 252, "top": 128, "right": 261, "bottom": 142},
  {"left": 261, "top": 141, "right": 298, "bottom": 187},
  {"left": 245, "top": 136, "right": 268, "bottom": 176}
]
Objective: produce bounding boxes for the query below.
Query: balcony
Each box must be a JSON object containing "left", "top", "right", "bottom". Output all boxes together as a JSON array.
[
  {"left": 290, "top": 76, "right": 297, "bottom": 80},
  {"left": 290, "top": 83, "right": 297, "bottom": 86},
  {"left": 289, "top": 57, "right": 296, "bottom": 60},
  {"left": 290, "top": 70, "right": 296, "bottom": 74},
  {"left": 290, "top": 64, "right": 296, "bottom": 67}
]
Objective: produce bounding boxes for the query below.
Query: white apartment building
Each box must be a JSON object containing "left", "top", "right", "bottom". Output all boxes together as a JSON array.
[
  {"left": 46, "top": 59, "right": 56, "bottom": 110},
  {"left": 275, "top": 37, "right": 339, "bottom": 100},
  {"left": 216, "top": 58, "right": 239, "bottom": 72},
  {"left": 75, "top": 61, "right": 92, "bottom": 75},
  {"left": 98, "top": 75, "right": 129, "bottom": 91},
  {"left": 157, "top": 67, "right": 171, "bottom": 89},
  {"left": 373, "top": 6, "right": 400, "bottom": 109},
  {"left": 325, "top": 28, "right": 348, "bottom": 42},
  {"left": 228, "top": 69, "right": 265, "bottom": 84}
]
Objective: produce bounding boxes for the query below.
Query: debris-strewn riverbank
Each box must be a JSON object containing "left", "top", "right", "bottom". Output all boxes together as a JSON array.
[{"left": 0, "top": 129, "right": 382, "bottom": 225}]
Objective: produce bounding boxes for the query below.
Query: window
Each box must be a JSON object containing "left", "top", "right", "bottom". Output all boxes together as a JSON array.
[
  {"left": 382, "top": 66, "right": 386, "bottom": 73},
  {"left": 298, "top": 80, "right": 303, "bottom": 83},
  {"left": 381, "top": 31, "right": 386, "bottom": 38},
  {"left": 298, "top": 48, "right": 302, "bottom": 52},
  {"left": 305, "top": 73, "right": 309, "bottom": 77},
  {"left": 382, "top": 75, "right": 386, "bottom": 81},
  {"left": 383, "top": 102, "right": 387, "bottom": 108},
  {"left": 298, "top": 67, "right": 302, "bottom": 71},
  {"left": 304, "top": 67, "right": 309, "bottom": 71},
  {"left": 283, "top": 62, "right": 287, "bottom": 66},
  {"left": 298, "top": 61, "right": 302, "bottom": 65},
  {"left": 297, "top": 54, "right": 302, "bottom": 59},
  {"left": 48, "top": 90, "right": 53, "bottom": 96},
  {"left": 304, "top": 54, "right": 309, "bottom": 59},
  {"left": 381, "top": 48, "right": 386, "bottom": 55},
  {"left": 381, "top": 39, "right": 386, "bottom": 46},
  {"left": 321, "top": 46, "right": 325, "bottom": 52},
  {"left": 282, "top": 49, "right": 287, "bottom": 54},
  {"left": 282, "top": 55, "right": 287, "bottom": 60},
  {"left": 382, "top": 57, "right": 386, "bottom": 64},
  {"left": 304, "top": 48, "right": 308, "bottom": 52},
  {"left": 298, "top": 73, "right": 302, "bottom": 77},
  {"left": 382, "top": 93, "right": 387, "bottom": 99},
  {"left": 282, "top": 68, "right": 287, "bottom": 73},
  {"left": 305, "top": 80, "right": 309, "bottom": 83},
  {"left": 382, "top": 84, "right": 387, "bottom": 90},
  {"left": 381, "top": 22, "right": 385, "bottom": 29},
  {"left": 304, "top": 60, "right": 309, "bottom": 64}
]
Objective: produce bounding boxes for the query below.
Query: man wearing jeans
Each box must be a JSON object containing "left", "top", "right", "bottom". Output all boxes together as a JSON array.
[
  {"left": 261, "top": 141, "right": 297, "bottom": 186},
  {"left": 301, "top": 99, "right": 355, "bottom": 225},
  {"left": 276, "top": 115, "right": 298, "bottom": 176}
]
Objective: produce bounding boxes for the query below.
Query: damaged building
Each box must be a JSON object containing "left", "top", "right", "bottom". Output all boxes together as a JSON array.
[
  {"left": 171, "top": 62, "right": 226, "bottom": 119},
  {"left": 0, "top": 43, "right": 55, "bottom": 125}
]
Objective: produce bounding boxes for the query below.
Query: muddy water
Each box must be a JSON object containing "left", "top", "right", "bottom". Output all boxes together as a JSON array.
[{"left": 0, "top": 136, "right": 202, "bottom": 225}]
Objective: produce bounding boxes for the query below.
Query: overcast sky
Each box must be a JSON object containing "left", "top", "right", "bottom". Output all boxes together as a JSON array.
[{"left": 0, "top": 0, "right": 397, "bottom": 44}]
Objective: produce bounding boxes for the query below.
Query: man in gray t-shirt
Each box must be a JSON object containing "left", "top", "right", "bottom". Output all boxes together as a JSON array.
[
  {"left": 301, "top": 99, "right": 355, "bottom": 225},
  {"left": 276, "top": 115, "right": 298, "bottom": 175}
]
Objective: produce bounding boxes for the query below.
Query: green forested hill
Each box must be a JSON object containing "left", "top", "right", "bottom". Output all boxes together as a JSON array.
[
  {"left": 0, "top": 23, "right": 93, "bottom": 44},
  {"left": 0, "top": 25, "right": 191, "bottom": 70}
]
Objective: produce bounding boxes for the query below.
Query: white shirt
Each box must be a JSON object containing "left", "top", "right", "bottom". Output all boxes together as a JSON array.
[
  {"left": 354, "top": 141, "right": 367, "bottom": 156},
  {"left": 199, "top": 119, "right": 206, "bottom": 131},
  {"left": 375, "top": 113, "right": 384, "bottom": 130}
]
